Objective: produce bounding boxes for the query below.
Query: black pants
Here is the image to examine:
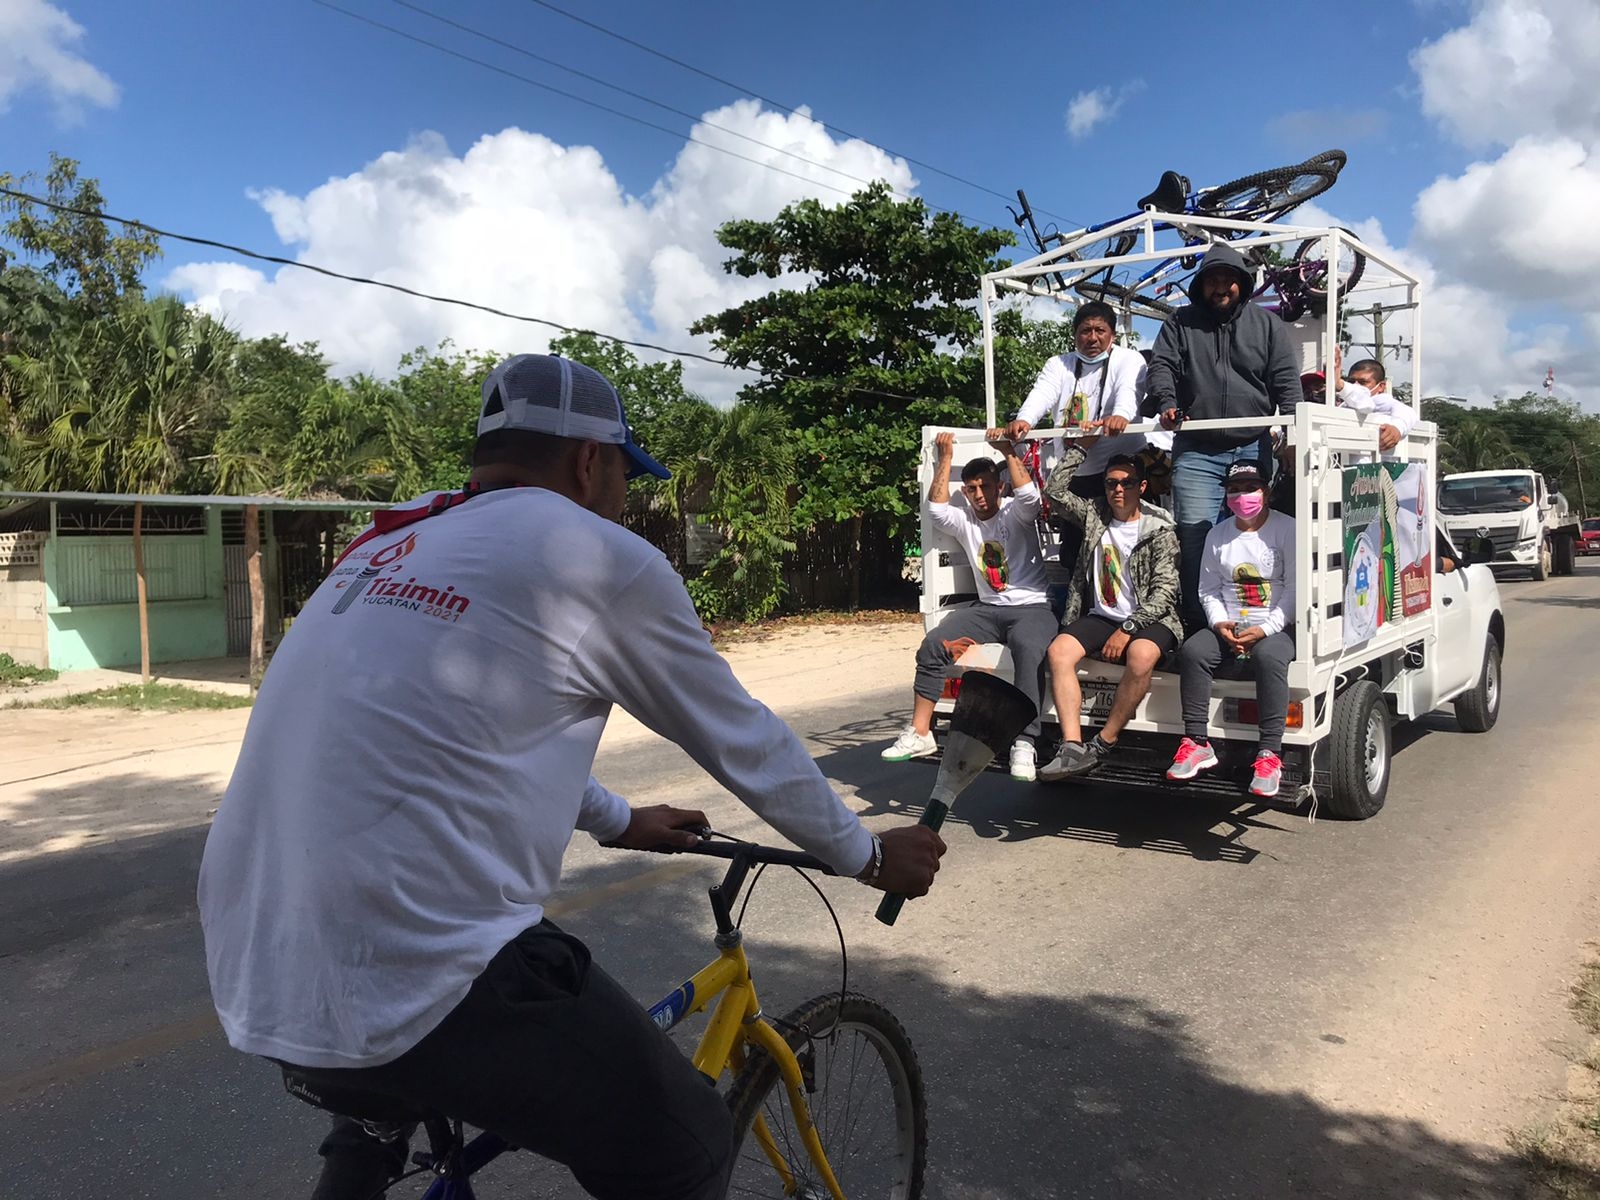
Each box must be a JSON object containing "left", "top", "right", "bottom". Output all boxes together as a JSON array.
[{"left": 292, "top": 922, "right": 734, "bottom": 1200}]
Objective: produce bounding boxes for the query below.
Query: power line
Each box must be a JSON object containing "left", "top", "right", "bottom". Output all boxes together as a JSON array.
[
  {"left": 521, "top": 0, "right": 1081, "bottom": 230},
  {"left": 0, "top": 184, "right": 936, "bottom": 405},
  {"left": 313, "top": 1, "right": 873, "bottom": 203},
  {"left": 385, "top": 0, "right": 914, "bottom": 208}
]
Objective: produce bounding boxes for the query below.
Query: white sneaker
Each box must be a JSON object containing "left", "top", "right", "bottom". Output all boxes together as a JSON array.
[
  {"left": 1009, "top": 739, "right": 1037, "bottom": 782},
  {"left": 881, "top": 727, "right": 937, "bottom": 762}
]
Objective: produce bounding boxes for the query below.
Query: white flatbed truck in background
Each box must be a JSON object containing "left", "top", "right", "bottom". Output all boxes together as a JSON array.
[{"left": 1438, "top": 468, "right": 1581, "bottom": 581}]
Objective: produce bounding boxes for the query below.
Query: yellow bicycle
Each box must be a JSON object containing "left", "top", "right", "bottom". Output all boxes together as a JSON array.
[{"left": 286, "top": 833, "right": 928, "bottom": 1199}]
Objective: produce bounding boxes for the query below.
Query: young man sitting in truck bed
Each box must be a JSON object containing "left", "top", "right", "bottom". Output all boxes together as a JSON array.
[
  {"left": 881, "top": 432, "right": 1059, "bottom": 781},
  {"left": 1036, "top": 436, "right": 1182, "bottom": 782},
  {"left": 1167, "top": 461, "right": 1297, "bottom": 798}
]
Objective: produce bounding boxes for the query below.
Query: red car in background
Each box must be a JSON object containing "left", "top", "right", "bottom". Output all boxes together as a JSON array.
[{"left": 1580, "top": 517, "right": 1600, "bottom": 555}]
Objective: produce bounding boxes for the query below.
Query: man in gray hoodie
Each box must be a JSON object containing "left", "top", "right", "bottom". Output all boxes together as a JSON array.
[{"left": 1144, "top": 243, "right": 1301, "bottom": 630}]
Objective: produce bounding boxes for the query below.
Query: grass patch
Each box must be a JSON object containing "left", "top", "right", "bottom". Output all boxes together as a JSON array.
[
  {"left": 0, "top": 653, "right": 57, "bottom": 686},
  {"left": 1515, "top": 949, "right": 1600, "bottom": 1198},
  {"left": 21, "top": 683, "right": 253, "bottom": 711}
]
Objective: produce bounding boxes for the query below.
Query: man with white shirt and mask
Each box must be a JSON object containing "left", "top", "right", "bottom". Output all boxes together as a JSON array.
[{"left": 994, "top": 300, "right": 1147, "bottom": 498}]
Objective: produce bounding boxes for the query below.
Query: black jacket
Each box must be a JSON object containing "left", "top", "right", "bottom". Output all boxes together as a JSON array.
[{"left": 1143, "top": 242, "right": 1302, "bottom": 450}]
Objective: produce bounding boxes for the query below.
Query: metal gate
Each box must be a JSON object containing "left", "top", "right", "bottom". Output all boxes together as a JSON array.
[{"left": 223, "top": 545, "right": 250, "bottom": 655}]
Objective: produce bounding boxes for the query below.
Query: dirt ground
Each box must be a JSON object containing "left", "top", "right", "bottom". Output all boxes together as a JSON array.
[{"left": 0, "top": 620, "right": 923, "bottom": 865}]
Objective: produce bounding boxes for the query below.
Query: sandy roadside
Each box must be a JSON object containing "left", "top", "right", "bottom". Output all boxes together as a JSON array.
[{"left": 0, "top": 620, "right": 922, "bottom": 864}]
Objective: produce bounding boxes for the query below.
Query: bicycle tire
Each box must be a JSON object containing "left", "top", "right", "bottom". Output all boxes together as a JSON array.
[
  {"left": 725, "top": 992, "right": 927, "bottom": 1200},
  {"left": 1047, "top": 228, "right": 1139, "bottom": 292},
  {"left": 1075, "top": 279, "right": 1178, "bottom": 320},
  {"left": 1292, "top": 233, "right": 1366, "bottom": 299},
  {"left": 1196, "top": 158, "right": 1340, "bottom": 223}
]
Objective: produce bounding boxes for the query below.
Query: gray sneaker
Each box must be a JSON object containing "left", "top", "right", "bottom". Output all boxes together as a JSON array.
[
  {"left": 1038, "top": 741, "right": 1086, "bottom": 782},
  {"left": 1064, "top": 737, "right": 1113, "bottom": 778}
]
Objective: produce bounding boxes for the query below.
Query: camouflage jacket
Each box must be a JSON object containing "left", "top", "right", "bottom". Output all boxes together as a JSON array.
[{"left": 1043, "top": 443, "right": 1184, "bottom": 642}]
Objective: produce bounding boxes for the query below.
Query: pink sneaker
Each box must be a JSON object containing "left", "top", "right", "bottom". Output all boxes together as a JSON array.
[
  {"left": 1250, "top": 751, "right": 1283, "bottom": 798},
  {"left": 1166, "top": 737, "right": 1218, "bottom": 781}
]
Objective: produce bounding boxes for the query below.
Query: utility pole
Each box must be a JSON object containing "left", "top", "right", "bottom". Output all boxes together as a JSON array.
[
  {"left": 1572, "top": 434, "right": 1590, "bottom": 517},
  {"left": 1370, "top": 303, "right": 1384, "bottom": 361}
]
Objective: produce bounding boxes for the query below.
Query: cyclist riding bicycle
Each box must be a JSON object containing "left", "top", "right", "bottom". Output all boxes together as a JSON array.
[{"left": 197, "top": 353, "right": 946, "bottom": 1200}]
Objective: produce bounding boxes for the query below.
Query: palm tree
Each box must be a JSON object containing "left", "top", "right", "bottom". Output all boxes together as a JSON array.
[
  {"left": 8, "top": 295, "right": 238, "bottom": 678},
  {"left": 1440, "top": 412, "right": 1521, "bottom": 475},
  {"left": 650, "top": 398, "right": 797, "bottom": 621}
]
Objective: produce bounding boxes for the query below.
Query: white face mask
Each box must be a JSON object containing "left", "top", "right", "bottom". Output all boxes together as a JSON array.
[{"left": 1077, "top": 349, "right": 1111, "bottom": 365}]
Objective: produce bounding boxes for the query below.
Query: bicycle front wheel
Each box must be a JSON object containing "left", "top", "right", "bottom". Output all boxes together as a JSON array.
[
  {"left": 726, "top": 992, "right": 926, "bottom": 1200},
  {"left": 1197, "top": 156, "right": 1341, "bottom": 223}
]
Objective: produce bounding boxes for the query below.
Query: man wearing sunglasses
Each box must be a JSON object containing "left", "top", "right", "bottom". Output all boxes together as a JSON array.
[{"left": 1038, "top": 432, "right": 1182, "bottom": 781}]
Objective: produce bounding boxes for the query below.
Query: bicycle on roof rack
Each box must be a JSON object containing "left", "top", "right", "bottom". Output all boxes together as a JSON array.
[
  {"left": 1077, "top": 231, "right": 1369, "bottom": 325},
  {"left": 1009, "top": 149, "right": 1347, "bottom": 300}
]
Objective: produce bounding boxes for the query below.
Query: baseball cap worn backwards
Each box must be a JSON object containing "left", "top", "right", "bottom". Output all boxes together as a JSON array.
[{"left": 478, "top": 354, "right": 670, "bottom": 480}]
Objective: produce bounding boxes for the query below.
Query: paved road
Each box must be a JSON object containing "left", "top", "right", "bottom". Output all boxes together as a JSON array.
[{"left": 5, "top": 565, "right": 1600, "bottom": 1198}]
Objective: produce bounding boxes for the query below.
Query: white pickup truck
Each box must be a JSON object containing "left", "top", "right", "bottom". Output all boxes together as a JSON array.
[
  {"left": 916, "top": 215, "right": 1505, "bottom": 819},
  {"left": 1438, "top": 468, "right": 1581, "bottom": 580}
]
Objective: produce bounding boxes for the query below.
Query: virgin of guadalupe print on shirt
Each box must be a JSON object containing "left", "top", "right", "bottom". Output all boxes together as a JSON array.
[{"left": 980, "top": 539, "right": 1008, "bottom": 591}]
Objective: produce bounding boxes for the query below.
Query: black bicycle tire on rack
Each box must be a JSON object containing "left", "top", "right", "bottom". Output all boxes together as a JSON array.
[
  {"left": 1196, "top": 155, "right": 1342, "bottom": 223},
  {"left": 726, "top": 992, "right": 927, "bottom": 1199},
  {"left": 1074, "top": 279, "right": 1178, "bottom": 320},
  {"left": 1292, "top": 233, "right": 1367, "bottom": 300}
]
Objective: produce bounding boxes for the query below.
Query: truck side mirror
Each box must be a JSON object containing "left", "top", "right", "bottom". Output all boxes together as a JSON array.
[{"left": 1461, "top": 535, "right": 1495, "bottom": 566}]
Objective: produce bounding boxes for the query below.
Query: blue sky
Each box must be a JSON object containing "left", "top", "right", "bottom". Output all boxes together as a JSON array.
[{"left": 3, "top": 0, "right": 1597, "bottom": 408}]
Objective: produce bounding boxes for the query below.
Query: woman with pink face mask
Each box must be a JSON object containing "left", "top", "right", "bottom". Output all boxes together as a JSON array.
[{"left": 1165, "top": 461, "right": 1297, "bottom": 799}]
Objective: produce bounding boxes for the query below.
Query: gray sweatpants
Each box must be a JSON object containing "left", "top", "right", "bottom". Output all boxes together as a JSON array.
[
  {"left": 1179, "top": 626, "right": 1297, "bottom": 753},
  {"left": 914, "top": 602, "right": 1057, "bottom": 739}
]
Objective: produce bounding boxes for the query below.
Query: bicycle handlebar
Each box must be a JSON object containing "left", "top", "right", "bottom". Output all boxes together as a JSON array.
[{"left": 630, "top": 827, "right": 838, "bottom": 875}]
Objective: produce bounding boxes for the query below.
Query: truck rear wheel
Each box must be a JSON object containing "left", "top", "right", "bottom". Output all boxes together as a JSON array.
[
  {"left": 1553, "top": 533, "right": 1576, "bottom": 576},
  {"left": 1326, "top": 680, "right": 1391, "bottom": 820},
  {"left": 1454, "top": 636, "right": 1502, "bottom": 733}
]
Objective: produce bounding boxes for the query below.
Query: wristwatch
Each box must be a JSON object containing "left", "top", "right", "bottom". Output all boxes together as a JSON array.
[{"left": 1120, "top": 618, "right": 1138, "bottom": 634}]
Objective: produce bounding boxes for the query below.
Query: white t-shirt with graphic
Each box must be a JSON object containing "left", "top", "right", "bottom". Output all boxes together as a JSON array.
[
  {"left": 928, "top": 481, "right": 1048, "bottom": 606},
  {"left": 1087, "top": 517, "right": 1142, "bottom": 621},
  {"left": 199, "top": 487, "right": 874, "bottom": 1069},
  {"left": 1197, "top": 510, "right": 1296, "bottom": 636}
]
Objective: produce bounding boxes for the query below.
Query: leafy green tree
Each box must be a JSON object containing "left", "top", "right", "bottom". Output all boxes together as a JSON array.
[
  {"left": 0, "top": 155, "right": 161, "bottom": 314},
  {"left": 217, "top": 369, "right": 422, "bottom": 501},
  {"left": 690, "top": 182, "right": 1014, "bottom": 605},
  {"left": 986, "top": 308, "right": 1077, "bottom": 417},
  {"left": 649, "top": 398, "right": 796, "bottom": 622},
  {"left": 395, "top": 341, "right": 499, "bottom": 492}
]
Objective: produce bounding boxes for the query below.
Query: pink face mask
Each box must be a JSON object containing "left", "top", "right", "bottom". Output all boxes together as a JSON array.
[{"left": 1227, "top": 491, "right": 1265, "bottom": 520}]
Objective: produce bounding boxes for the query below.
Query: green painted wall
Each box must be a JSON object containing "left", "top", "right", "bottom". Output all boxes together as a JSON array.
[{"left": 43, "top": 510, "right": 230, "bottom": 672}]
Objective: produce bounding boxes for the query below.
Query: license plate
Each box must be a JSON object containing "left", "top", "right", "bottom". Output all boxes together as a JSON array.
[{"left": 1080, "top": 681, "right": 1117, "bottom": 719}]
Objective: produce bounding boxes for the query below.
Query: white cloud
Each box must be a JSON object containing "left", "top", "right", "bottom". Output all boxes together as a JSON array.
[
  {"left": 0, "top": 0, "right": 117, "bottom": 119},
  {"left": 1412, "top": 0, "right": 1600, "bottom": 148},
  {"left": 167, "top": 103, "right": 918, "bottom": 404},
  {"left": 1378, "top": 0, "right": 1600, "bottom": 408},
  {"left": 1064, "top": 82, "right": 1143, "bottom": 141},
  {"left": 1287, "top": 200, "right": 1598, "bottom": 403},
  {"left": 1414, "top": 137, "right": 1600, "bottom": 304}
]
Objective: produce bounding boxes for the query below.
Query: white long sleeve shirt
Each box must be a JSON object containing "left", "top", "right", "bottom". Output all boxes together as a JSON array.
[
  {"left": 1197, "top": 510, "right": 1296, "bottom": 636},
  {"left": 1335, "top": 380, "right": 1417, "bottom": 436},
  {"left": 1015, "top": 346, "right": 1147, "bottom": 475},
  {"left": 198, "top": 487, "right": 873, "bottom": 1069}
]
